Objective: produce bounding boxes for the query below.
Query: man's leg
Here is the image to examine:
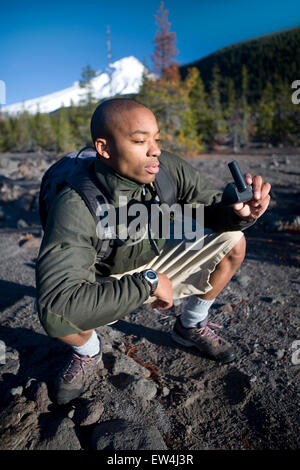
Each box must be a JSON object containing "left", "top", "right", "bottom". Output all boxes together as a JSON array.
[
  {"left": 172, "top": 235, "right": 246, "bottom": 363},
  {"left": 197, "top": 234, "right": 246, "bottom": 301},
  {"left": 54, "top": 329, "right": 102, "bottom": 405},
  {"left": 57, "top": 329, "right": 93, "bottom": 346},
  {"left": 180, "top": 235, "right": 246, "bottom": 326}
]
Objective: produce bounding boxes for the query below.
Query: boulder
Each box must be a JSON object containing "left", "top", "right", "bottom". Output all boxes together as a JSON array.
[
  {"left": 73, "top": 398, "right": 104, "bottom": 426},
  {"left": 35, "top": 418, "right": 81, "bottom": 450},
  {"left": 0, "top": 397, "right": 38, "bottom": 450},
  {"left": 91, "top": 419, "right": 167, "bottom": 450}
]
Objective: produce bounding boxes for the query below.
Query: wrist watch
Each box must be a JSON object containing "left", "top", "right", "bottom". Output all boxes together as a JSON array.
[{"left": 142, "top": 269, "right": 159, "bottom": 295}]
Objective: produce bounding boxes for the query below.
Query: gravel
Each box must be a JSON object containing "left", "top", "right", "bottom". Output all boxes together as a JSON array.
[{"left": 0, "top": 149, "right": 299, "bottom": 450}]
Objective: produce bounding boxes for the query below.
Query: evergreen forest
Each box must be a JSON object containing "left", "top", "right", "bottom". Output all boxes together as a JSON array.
[{"left": 0, "top": 4, "right": 299, "bottom": 156}]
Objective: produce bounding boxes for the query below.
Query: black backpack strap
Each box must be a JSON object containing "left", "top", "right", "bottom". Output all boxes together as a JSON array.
[
  {"left": 154, "top": 161, "right": 177, "bottom": 205},
  {"left": 66, "top": 159, "right": 113, "bottom": 262},
  {"left": 74, "top": 145, "right": 96, "bottom": 162}
]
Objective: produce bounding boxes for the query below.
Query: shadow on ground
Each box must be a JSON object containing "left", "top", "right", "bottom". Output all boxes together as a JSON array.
[
  {"left": 0, "top": 280, "right": 36, "bottom": 312},
  {"left": 0, "top": 326, "right": 70, "bottom": 403}
]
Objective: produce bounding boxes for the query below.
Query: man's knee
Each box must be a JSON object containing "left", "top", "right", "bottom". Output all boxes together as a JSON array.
[
  {"left": 226, "top": 234, "right": 246, "bottom": 266},
  {"left": 57, "top": 330, "right": 94, "bottom": 346}
]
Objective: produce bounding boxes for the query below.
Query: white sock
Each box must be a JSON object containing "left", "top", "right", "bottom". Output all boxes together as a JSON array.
[
  {"left": 72, "top": 330, "right": 101, "bottom": 357},
  {"left": 180, "top": 296, "right": 215, "bottom": 328}
]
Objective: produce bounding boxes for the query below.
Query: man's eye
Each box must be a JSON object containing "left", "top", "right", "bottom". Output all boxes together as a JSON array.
[{"left": 134, "top": 140, "right": 145, "bottom": 144}]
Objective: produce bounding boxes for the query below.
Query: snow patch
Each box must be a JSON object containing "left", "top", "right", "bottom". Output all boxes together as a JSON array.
[{"left": 2, "top": 56, "right": 150, "bottom": 116}]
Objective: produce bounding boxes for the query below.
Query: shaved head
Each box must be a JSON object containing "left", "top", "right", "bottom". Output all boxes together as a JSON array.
[
  {"left": 91, "top": 98, "right": 161, "bottom": 184},
  {"left": 90, "top": 98, "right": 149, "bottom": 145}
]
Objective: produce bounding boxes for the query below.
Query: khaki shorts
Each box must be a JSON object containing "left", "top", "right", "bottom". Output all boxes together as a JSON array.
[{"left": 111, "top": 229, "right": 244, "bottom": 303}]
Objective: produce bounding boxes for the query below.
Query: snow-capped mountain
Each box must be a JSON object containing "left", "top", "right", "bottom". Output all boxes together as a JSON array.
[{"left": 2, "top": 56, "right": 147, "bottom": 115}]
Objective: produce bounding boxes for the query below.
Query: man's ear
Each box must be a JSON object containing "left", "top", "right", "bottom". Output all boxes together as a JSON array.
[{"left": 95, "top": 138, "right": 110, "bottom": 159}]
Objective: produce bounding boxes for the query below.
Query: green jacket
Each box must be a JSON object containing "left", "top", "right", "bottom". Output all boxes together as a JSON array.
[{"left": 36, "top": 151, "right": 253, "bottom": 337}]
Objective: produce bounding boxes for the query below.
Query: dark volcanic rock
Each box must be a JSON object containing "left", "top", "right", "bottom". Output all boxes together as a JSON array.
[
  {"left": 25, "top": 381, "right": 52, "bottom": 413},
  {"left": 91, "top": 419, "right": 167, "bottom": 450},
  {"left": 34, "top": 418, "right": 81, "bottom": 450},
  {"left": 0, "top": 347, "right": 20, "bottom": 376},
  {"left": 73, "top": 398, "right": 104, "bottom": 426},
  {"left": 123, "top": 376, "right": 157, "bottom": 401},
  {"left": 0, "top": 397, "right": 38, "bottom": 450}
]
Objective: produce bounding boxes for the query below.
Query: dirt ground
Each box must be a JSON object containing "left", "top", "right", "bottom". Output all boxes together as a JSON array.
[{"left": 0, "top": 148, "right": 299, "bottom": 450}]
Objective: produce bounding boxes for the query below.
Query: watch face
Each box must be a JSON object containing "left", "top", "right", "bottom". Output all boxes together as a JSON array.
[{"left": 147, "top": 270, "right": 157, "bottom": 280}]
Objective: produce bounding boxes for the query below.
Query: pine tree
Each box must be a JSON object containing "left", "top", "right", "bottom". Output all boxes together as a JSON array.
[
  {"left": 32, "top": 107, "right": 56, "bottom": 151},
  {"left": 182, "top": 67, "right": 212, "bottom": 152},
  {"left": 151, "top": 2, "right": 179, "bottom": 81},
  {"left": 138, "top": 3, "right": 188, "bottom": 153},
  {"left": 273, "top": 77, "right": 296, "bottom": 145},
  {"left": 79, "top": 65, "right": 97, "bottom": 106},
  {"left": 14, "top": 109, "right": 35, "bottom": 152},
  {"left": 225, "top": 78, "right": 240, "bottom": 152},
  {"left": 68, "top": 99, "right": 85, "bottom": 147},
  {"left": 240, "top": 65, "right": 251, "bottom": 147},
  {"left": 79, "top": 65, "right": 97, "bottom": 88},
  {"left": 54, "top": 105, "right": 74, "bottom": 153},
  {"left": 256, "top": 82, "right": 275, "bottom": 143},
  {"left": 138, "top": 76, "right": 189, "bottom": 154},
  {"left": 0, "top": 115, "right": 15, "bottom": 151},
  {"left": 209, "top": 66, "right": 227, "bottom": 145}
]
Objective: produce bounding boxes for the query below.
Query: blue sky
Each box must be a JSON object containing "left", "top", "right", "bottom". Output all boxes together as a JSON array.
[{"left": 1, "top": 0, "right": 299, "bottom": 105}]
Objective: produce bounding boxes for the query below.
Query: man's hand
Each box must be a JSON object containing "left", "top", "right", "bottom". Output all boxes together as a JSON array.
[
  {"left": 151, "top": 272, "right": 173, "bottom": 310},
  {"left": 233, "top": 174, "right": 271, "bottom": 222}
]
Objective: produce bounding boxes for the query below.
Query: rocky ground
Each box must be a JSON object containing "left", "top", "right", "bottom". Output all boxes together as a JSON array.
[{"left": 0, "top": 148, "right": 299, "bottom": 451}]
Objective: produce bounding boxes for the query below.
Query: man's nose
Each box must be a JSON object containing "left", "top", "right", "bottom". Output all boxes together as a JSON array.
[{"left": 147, "top": 140, "right": 161, "bottom": 157}]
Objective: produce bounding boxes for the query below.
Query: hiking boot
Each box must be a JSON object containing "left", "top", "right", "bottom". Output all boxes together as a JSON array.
[
  {"left": 54, "top": 350, "right": 102, "bottom": 405},
  {"left": 171, "top": 315, "right": 236, "bottom": 363}
]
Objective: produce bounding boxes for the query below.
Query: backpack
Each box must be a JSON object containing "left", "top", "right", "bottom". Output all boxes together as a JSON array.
[{"left": 39, "top": 146, "right": 178, "bottom": 262}]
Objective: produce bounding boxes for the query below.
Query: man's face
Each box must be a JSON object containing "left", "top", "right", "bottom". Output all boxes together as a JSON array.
[{"left": 98, "top": 107, "right": 161, "bottom": 184}]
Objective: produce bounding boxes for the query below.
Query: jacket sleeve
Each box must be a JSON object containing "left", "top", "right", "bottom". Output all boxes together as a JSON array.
[
  {"left": 160, "top": 151, "right": 256, "bottom": 232},
  {"left": 36, "top": 187, "right": 150, "bottom": 336}
]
